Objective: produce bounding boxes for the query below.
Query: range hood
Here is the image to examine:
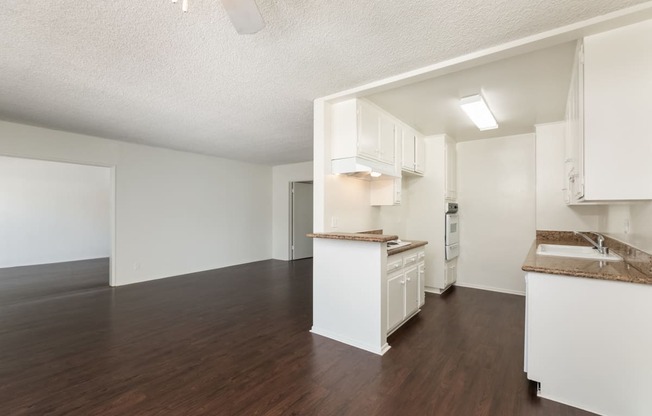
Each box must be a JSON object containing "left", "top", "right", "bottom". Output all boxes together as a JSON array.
[{"left": 331, "top": 157, "right": 399, "bottom": 179}]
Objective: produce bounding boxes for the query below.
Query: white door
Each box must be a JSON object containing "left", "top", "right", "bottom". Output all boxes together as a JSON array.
[{"left": 291, "top": 182, "right": 313, "bottom": 260}]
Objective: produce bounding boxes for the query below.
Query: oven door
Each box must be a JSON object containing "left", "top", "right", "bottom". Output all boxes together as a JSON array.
[
  {"left": 445, "top": 213, "right": 459, "bottom": 245},
  {"left": 445, "top": 243, "right": 459, "bottom": 260}
]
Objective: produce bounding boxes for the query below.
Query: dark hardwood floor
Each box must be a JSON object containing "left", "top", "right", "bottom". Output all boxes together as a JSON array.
[
  {"left": 0, "top": 259, "right": 594, "bottom": 415},
  {"left": 0, "top": 258, "right": 108, "bottom": 305}
]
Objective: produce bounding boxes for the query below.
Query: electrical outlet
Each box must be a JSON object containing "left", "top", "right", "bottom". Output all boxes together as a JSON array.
[
  {"left": 331, "top": 216, "right": 338, "bottom": 228},
  {"left": 624, "top": 219, "right": 630, "bottom": 234}
]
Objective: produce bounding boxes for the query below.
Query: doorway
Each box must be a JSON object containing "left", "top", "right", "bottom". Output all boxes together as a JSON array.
[
  {"left": 290, "top": 181, "right": 313, "bottom": 260},
  {"left": 0, "top": 156, "right": 115, "bottom": 303}
]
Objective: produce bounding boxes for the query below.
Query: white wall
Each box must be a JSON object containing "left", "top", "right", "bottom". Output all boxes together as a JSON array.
[
  {"left": 457, "top": 134, "right": 536, "bottom": 294},
  {"left": 378, "top": 189, "right": 408, "bottom": 237},
  {"left": 535, "top": 122, "right": 604, "bottom": 231},
  {"left": 324, "top": 174, "right": 380, "bottom": 232},
  {"left": 272, "top": 161, "right": 313, "bottom": 260},
  {"left": 600, "top": 202, "right": 652, "bottom": 253},
  {"left": 0, "top": 156, "right": 110, "bottom": 268},
  {"left": 0, "top": 121, "right": 272, "bottom": 286}
]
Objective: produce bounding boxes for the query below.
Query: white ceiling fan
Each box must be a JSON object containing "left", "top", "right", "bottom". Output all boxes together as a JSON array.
[{"left": 172, "top": 0, "right": 265, "bottom": 34}]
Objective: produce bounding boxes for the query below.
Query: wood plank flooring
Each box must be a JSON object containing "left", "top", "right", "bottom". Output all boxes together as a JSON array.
[
  {"left": 0, "top": 258, "right": 108, "bottom": 305},
  {"left": 0, "top": 259, "right": 594, "bottom": 415}
]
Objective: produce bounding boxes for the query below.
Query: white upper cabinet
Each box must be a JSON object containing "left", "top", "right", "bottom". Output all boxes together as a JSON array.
[
  {"left": 378, "top": 115, "right": 397, "bottom": 165},
  {"left": 415, "top": 133, "right": 425, "bottom": 175},
  {"left": 564, "top": 41, "right": 585, "bottom": 204},
  {"left": 401, "top": 126, "right": 416, "bottom": 171},
  {"left": 357, "top": 100, "right": 381, "bottom": 160},
  {"left": 330, "top": 99, "right": 397, "bottom": 173},
  {"left": 401, "top": 126, "right": 425, "bottom": 175},
  {"left": 565, "top": 20, "right": 652, "bottom": 202}
]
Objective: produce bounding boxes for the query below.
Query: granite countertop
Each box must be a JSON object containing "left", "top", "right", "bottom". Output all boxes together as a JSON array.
[
  {"left": 388, "top": 240, "right": 428, "bottom": 256},
  {"left": 307, "top": 232, "right": 398, "bottom": 242},
  {"left": 522, "top": 231, "right": 652, "bottom": 285}
]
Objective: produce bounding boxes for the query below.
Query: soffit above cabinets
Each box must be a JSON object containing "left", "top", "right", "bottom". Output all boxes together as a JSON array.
[{"left": 365, "top": 42, "right": 577, "bottom": 142}]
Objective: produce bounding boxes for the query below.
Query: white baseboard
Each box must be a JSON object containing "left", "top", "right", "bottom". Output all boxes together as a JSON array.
[
  {"left": 424, "top": 285, "right": 453, "bottom": 295},
  {"left": 310, "top": 327, "right": 390, "bottom": 356},
  {"left": 454, "top": 282, "right": 525, "bottom": 296}
]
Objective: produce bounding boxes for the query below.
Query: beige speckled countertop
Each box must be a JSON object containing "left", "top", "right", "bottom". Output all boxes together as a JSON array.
[
  {"left": 388, "top": 240, "right": 428, "bottom": 256},
  {"left": 307, "top": 232, "right": 398, "bottom": 242},
  {"left": 522, "top": 231, "right": 652, "bottom": 285}
]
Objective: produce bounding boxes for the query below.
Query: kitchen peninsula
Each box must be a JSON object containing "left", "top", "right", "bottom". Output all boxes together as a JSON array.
[{"left": 308, "top": 232, "right": 427, "bottom": 355}]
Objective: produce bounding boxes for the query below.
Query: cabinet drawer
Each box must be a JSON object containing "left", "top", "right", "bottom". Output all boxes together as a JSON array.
[
  {"left": 403, "top": 254, "right": 418, "bottom": 267},
  {"left": 387, "top": 259, "right": 403, "bottom": 273},
  {"left": 417, "top": 251, "right": 425, "bottom": 261}
]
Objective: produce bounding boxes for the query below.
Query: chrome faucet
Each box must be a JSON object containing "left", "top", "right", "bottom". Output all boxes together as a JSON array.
[{"left": 574, "top": 231, "right": 607, "bottom": 254}]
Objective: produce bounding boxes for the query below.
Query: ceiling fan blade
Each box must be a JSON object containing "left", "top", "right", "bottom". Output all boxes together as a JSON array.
[{"left": 221, "top": 0, "right": 265, "bottom": 34}]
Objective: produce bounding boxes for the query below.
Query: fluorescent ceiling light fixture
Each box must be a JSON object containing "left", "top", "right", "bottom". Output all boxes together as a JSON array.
[
  {"left": 370, "top": 171, "right": 382, "bottom": 178},
  {"left": 460, "top": 94, "right": 498, "bottom": 131}
]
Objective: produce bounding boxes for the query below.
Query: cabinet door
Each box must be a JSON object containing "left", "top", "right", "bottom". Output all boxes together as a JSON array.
[
  {"left": 387, "top": 272, "right": 405, "bottom": 331},
  {"left": 404, "top": 267, "right": 419, "bottom": 317},
  {"left": 378, "top": 115, "right": 396, "bottom": 165},
  {"left": 444, "top": 260, "right": 457, "bottom": 287},
  {"left": 401, "top": 127, "right": 415, "bottom": 171},
  {"left": 414, "top": 133, "right": 425, "bottom": 174},
  {"left": 565, "top": 41, "right": 584, "bottom": 202},
  {"left": 370, "top": 178, "right": 401, "bottom": 206},
  {"left": 583, "top": 20, "right": 652, "bottom": 200},
  {"left": 357, "top": 101, "right": 380, "bottom": 160},
  {"left": 445, "top": 137, "right": 457, "bottom": 200},
  {"left": 418, "top": 263, "right": 425, "bottom": 307}
]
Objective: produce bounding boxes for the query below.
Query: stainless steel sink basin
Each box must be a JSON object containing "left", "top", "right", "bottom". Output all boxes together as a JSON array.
[{"left": 536, "top": 244, "right": 622, "bottom": 262}]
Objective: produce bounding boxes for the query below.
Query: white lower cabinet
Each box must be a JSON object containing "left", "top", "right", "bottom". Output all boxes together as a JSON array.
[
  {"left": 525, "top": 272, "right": 652, "bottom": 416},
  {"left": 387, "top": 272, "right": 405, "bottom": 331},
  {"left": 444, "top": 259, "right": 457, "bottom": 287},
  {"left": 418, "top": 263, "right": 425, "bottom": 307},
  {"left": 386, "top": 247, "right": 425, "bottom": 334},
  {"left": 404, "top": 266, "right": 419, "bottom": 317}
]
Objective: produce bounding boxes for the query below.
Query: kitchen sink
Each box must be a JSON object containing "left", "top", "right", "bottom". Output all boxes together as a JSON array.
[{"left": 536, "top": 244, "right": 622, "bottom": 262}]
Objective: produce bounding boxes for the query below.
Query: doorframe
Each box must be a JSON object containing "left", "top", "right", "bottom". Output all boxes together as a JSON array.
[
  {"left": 109, "top": 166, "right": 117, "bottom": 287},
  {"left": 0, "top": 154, "right": 117, "bottom": 287},
  {"left": 288, "top": 180, "right": 314, "bottom": 260}
]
